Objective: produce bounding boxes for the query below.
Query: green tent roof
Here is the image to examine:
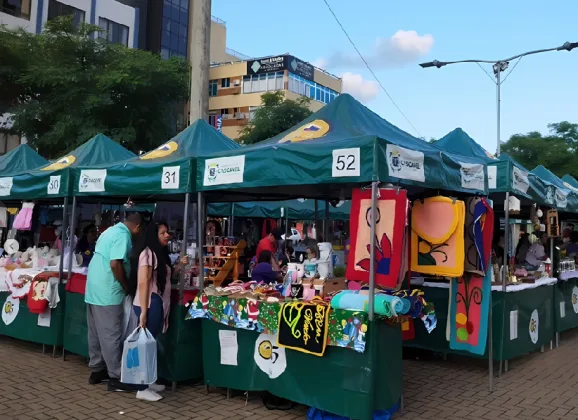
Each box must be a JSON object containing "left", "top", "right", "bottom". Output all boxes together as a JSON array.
[
  {"left": 532, "top": 165, "right": 578, "bottom": 211},
  {"left": 562, "top": 174, "right": 578, "bottom": 190},
  {"left": 0, "top": 144, "right": 48, "bottom": 173},
  {"left": 208, "top": 199, "right": 351, "bottom": 220},
  {"left": 0, "top": 134, "right": 135, "bottom": 199},
  {"left": 434, "top": 128, "right": 497, "bottom": 162},
  {"left": 197, "top": 94, "right": 488, "bottom": 196},
  {"left": 73, "top": 119, "right": 240, "bottom": 197}
]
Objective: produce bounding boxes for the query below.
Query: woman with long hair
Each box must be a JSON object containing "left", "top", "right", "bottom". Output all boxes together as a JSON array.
[{"left": 127, "top": 221, "right": 187, "bottom": 401}]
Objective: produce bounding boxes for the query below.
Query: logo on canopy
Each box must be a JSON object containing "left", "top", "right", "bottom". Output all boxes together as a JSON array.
[
  {"left": 42, "top": 155, "right": 76, "bottom": 171},
  {"left": 278, "top": 119, "right": 329, "bottom": 143},
  {"left": 484, "top": 150, "right": 497, "bottom": 160},
  {"left": 140, "top": 141, "right": 178, "bottom": 160},
  {"left": 563, "top": 181, "right": 578, "bottom": 193}
]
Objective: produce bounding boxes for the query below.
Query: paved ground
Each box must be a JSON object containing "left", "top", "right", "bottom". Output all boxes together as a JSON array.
[{"left": 2, "top": 329, "right": 578, "bottom": 420}]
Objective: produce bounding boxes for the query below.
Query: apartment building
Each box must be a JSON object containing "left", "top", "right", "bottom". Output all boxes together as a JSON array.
[{"left": 208, "top": 54, "right": 342, "bottom": 139}]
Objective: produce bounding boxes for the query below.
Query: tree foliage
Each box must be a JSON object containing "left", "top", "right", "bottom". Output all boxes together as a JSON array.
[
  {"left": 238, "top": 91, "right": 312, "bottom": 144},
  {"left": 501, "top": 121, "right": 578, "bottom": 178},
  {"left": 0, "top": 17, "right": 189, "bottom": 158}
]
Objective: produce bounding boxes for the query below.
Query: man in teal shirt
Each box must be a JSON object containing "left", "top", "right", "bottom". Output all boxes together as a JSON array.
[{"left": 85, "top": 213, "right": 142, "bottom": 392}]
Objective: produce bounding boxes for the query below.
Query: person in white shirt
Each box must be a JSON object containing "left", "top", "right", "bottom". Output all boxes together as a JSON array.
[{"left": 525, "top": 231, "right": 548, "bottom": 267}]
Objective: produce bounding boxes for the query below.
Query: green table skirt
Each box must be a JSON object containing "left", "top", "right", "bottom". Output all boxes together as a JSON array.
[
  {"left": 62, "top": 291, "right": 203, "bottom": 383},
  {"left": 554, "top": 278, "right": 578, "bottom": 333},
  {"left": 0, "top": 285, "right": 66, "bottom": 346},
  {"left": 202, "top": 318, "right": 402, "bottom": 419},
  {"left": 405, "top": 284, "right": 555, "bottom": 360}
]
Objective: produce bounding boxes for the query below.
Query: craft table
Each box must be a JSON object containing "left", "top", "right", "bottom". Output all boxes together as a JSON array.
[
  {"left": 553, "top": 271, "right": 578, "bottom": 339},
  {"left": 61, "top": 276, "right": 203, "bottom": 386},
  {"left": 0, "top": 284, "right": 66, "bottom": 352},
  {"left": 405, "top": 278, "right": 556, "bottom": 362},
  {"left": 201, "top": 318, "right": 402, "bottom": 420}
]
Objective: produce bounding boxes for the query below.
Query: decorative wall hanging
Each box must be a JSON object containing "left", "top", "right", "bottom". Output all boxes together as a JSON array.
[
  {"left": 2, "top": 295, "right": 19, "bottom": 325},
  {"left": 547, "top": 209, "right": 560, "bottom": 237},
  {"left": 254, "top": 333, "right": 287, "bottom": 379},
  {"left": 277, "top": 299, "right": 330, "bottom": 356},
  {"left": 449, "top": 271, "right": 490, "bottom": 355},
  {"left": 464, "top": 197, "right": 494, "bottom": 275},
  {"left": 12, "top": 202, "right": 35, "bottom": 231},
  {"left": 529, "top": 309, "right": 539, "bottom": 344},
  {"left": 411, "top": 196, "right": 465, "bottom": 277},
  {"left": 346, "top": 188, "right": 408, "bottom": 289}
]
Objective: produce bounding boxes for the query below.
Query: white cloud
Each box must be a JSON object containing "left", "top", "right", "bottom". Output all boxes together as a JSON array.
[
  {"left": 323, "top": 30, "right": 434, "bottom": 69},
  {"left": 341, "top": 72, "right": 379, "bottom": 103}
]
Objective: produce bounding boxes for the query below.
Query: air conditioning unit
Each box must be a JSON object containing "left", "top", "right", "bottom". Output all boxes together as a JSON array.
[{"left": 233, "top": 79, "right": 240, "bottom": 86}]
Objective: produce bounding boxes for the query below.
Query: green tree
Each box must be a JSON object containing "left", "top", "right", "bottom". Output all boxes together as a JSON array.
[
  {"left": 501, "top": 121, "right": 578, "bottom": 178},
  {"left": 0, "top": 17, "right": 189, "bottom": 158},
  {"left": 239, "top": 91, "right": 313, "bottom": 144}
]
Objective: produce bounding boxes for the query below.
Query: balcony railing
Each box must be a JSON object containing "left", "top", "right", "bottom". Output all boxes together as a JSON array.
[
  {"left": 225, "top": 47, "right": 251, "bottom": 61},
  {"left": 0, "top": 4, "right": 31, "bottom": 20}
]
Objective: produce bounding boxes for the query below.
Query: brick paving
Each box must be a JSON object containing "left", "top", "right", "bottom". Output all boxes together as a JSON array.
[{"left": 2, "top": 328, "right": 578, "bottom": 420}]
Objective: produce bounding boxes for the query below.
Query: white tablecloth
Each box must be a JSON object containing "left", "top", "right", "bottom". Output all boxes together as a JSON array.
[
  {"left": 559, "top": 270, "right": 578, "bottom": 281},
  {"left": 411, "top": 276, "right": 558, "bottom": 292}
]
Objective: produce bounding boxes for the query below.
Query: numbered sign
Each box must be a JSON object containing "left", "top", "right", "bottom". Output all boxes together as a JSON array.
[
  {"left": 162, "top": 166, "right": 180, "bottom": 190},
  {"left": 47, "top": 175, "right": 61, "bottom": 195},
  {"left": 332, "top": 148, "right": 360, "bottom": 177}
]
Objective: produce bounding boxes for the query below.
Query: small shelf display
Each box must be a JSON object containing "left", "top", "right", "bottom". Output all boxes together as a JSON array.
[{"left": 204, "top": 237, "right": 246, "bottom": 287}]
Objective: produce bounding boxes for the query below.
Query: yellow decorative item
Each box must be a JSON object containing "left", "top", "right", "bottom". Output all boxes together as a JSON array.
[
  {"left": 278, "top": 119, "right": 330, "bottom": 143},
  {"left": 41, "top": 155, "right": 76, "bottom": 171},
  {"left": 139, "top": 141, "right": 179, "bottom": 160},
  {"left": 411, "top": 196, "right": 465, "bottom": 277}
]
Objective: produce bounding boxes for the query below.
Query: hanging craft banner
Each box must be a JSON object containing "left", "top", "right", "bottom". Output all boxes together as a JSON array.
[
  {"left": 411, "top": 196, "right": 465, "bottom": 277},
  {"left": 464, "top": 197, "right": 494, "bottom": 275},
  {"left": 277, "top": 300, "right": 330, "bottom": 356},
  {"left": 449, "top": 270, "right": 491, "bottom": 355},
  {"left": 346, "top": 188, "right": 408, "bottom": 288}
]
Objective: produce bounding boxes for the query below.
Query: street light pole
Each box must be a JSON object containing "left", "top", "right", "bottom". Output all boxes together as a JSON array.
[{"left": 419, "top": 42, "right": 578, "bottom": 157}]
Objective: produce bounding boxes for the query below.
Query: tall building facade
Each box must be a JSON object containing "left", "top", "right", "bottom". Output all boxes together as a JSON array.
[{"left": 209, "top": 54, "right": 342, "bottom": 140}]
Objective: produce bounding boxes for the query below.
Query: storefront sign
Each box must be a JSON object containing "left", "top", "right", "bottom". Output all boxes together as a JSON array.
[
  {"left": 385, "top": 145, "right": 425, "bottom": 182},
  {"left": 287, "top": 55, "right": 314, "bottom": 81},
  {"left": 203, "top": 155, "right": 245, "bottom": 186},
  {"left": 0, "top": 177, "right": 13, "bottom": 196},
  {"left": 247, "top": 55, "right": 285, "bottom": 75},
  {"left": 47, "top": 175, "right": 61, "bottom": 195},
  {"left": 459, "top": 162, "right": 485, "bottom": 191},
  {"left": 79, "top": 169, "right": 106, "bottom": 193},
  {"left": 512, "top": 167, "right": 529, "bottom": 194},
  {"left": 556, "top": 189, "right": 568, "bottom": 209},
  {"left": 277, "top": 301, "right": 330, "bottom": 356},
  {"left": 487, "top": 165, "right": 497, "bottom": 190}
]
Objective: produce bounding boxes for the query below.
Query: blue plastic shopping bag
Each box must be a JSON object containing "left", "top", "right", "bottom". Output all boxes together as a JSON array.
[{"left": 121, "top": 327, "right": 157, "bottom": 385}]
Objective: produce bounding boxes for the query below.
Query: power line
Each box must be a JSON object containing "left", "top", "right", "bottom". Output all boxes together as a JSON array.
[
  {"left": 501, "top": 56, "right": 523, "bottom": 85},
  {"left": 321, "top": 0, "right": 422, "bottom": 138}
]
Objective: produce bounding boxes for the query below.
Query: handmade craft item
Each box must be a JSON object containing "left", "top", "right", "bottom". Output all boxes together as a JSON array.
[
  {"left": 330, "top": 290, "right": 410, "bottom": 317},
  {"left": 547, "top": 209, "right": 560, "bottom": 237},
  {"left": 411, "top": 196, "right": 465, "bottom": 277},
  {"left": 464, "top": 197, "right": 494, "bottom": 275},
  {"left": 277, "top": 298, "right": 330, "bottom": 356},
  {"left": 346, "top": 188, "right": 408, "bottom": 288}
]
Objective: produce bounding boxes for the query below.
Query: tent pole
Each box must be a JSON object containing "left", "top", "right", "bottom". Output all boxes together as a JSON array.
[
  {"left": 197, "top": 192, "right": 204, "bottom": 292},
  {"left": 366, "top": 181, "right": 378, "bottom": 420},
  {"left": 314, "top": 200, "right": 319, "bottom": 241},
  {"left": 550, "top": 237, "right": 554, "bottom": 277},
  {"left": 57, "top": 197, "right": 69, "bottom": 284},
  {"left": 503, "top": 193, "right": 509, "bottom": 290},
  {"left": 228, "top": 204, "right": 234, "bottom": 236},
  {"left": 368, "top": 183, "right": 377, "bottom": 319},
  {"left": 179, "top": 193, "right": 190, "bottom": 302},
  {"left": 65, "top": 196, "right": 78, "bottom": 276},
  {"left": 324, "top": 201, "right": 329, "bottom": 243}
]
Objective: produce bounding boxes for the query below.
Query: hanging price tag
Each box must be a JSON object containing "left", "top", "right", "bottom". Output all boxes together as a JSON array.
[
  {"left": 161, "top": 166, "right": 180, "bottom": 189},
  {"left": 332, "top": 148, "right": 360, "bottom": 177},
  {"left": 47, "top": 175, "right": 61, "bottom": 195}
]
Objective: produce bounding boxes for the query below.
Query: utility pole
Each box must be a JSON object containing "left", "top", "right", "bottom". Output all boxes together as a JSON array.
[{"left": 189, "top": 0, "right": 212, "bottom": 123}]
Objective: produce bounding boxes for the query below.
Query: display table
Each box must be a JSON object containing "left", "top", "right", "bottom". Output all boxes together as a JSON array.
[
  {"left": 405, "top": 278, "right": 556, "bottom": 361},
  {"left": 201, "top": 318, "right": 402, "bottom": 420},
  {"left": 554, "top": 271, "right": 578, "bottom": 336},
  {"left": 0, "top": 284, "right": 66, "bottom": 349},
  {"left": 62, "top": 275, "right": 203, "bottom": 385}
]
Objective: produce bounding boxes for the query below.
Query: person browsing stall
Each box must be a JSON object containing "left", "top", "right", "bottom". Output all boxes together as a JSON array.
[
  {"left": 256, "top": 228, "right": 283, "bottom": 269},
  {"left": 525, "top": 231, "right": 549, "bottom": 267},
  {"left": 76, "top": 224, "right": 97, "bottom": 267},
  {"left": 127, "top": 222, "right": 188, "bottom": 402},
  {"left": 251, "top": 250, "right": 283, "bottom": 284},
  {"left": 85, "top": 213, "right": 142, "bottom": 392}
]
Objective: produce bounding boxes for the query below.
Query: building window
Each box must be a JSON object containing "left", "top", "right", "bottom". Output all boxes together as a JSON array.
[
  {"left": 161, "top": 0, "right": 189, "bottom": 59},
  {"left": 1, "top": 0, "right": 31, "bottom": 20},
  {"left": 47, "top": 0, "right": 85, "bottom": 28},
  {"left": 98, "top": 18, "right": 129, "bottom": 46},
  {"left": 209, "top": 80, "right": 218, "bottom": 97},
  {"left": 288, "top": 73, "right": 338, "bottom": 105},
  {"left": 220, "top": 108, "right": 228, "bottom": 115},
  {"left": 248, "top": 106, "right": 259, "bottom": 122},
  {"left": 242, "top": 71, "right": 283, "bottom": 94},
  {"left": 221, "top": 78, "right": 230, "bottom": 88}
]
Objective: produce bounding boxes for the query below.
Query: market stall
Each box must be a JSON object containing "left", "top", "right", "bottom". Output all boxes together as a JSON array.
[
  {"left": 191, "top": 93, "right": 490, "bottom": 418},
  {"left": 66, "top": 119, "right": 240, "bottom": 385},
  {"left": 0, "top": 136, "right": 136, "bottom": 353}
]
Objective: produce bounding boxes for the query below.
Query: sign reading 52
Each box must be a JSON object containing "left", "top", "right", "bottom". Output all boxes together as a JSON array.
[
  {"left": 332, "top": 148, "right": 360, "bottom": 177},
  {"left": 162, "top": 166, "right": 180, "bottom": 190}
]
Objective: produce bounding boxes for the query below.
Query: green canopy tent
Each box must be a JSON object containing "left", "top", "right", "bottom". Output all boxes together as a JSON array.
[
  {"left": 208, "top": 199, "right": 351, "bottom": 220},
  {"left": 532, "top": 165, "right": 578, "bottom": 212},
  {"left": 0, "top": 144, "right": 48, "bottom": 174},
  {"left": 196, "top": 94, "right": 489, "bottom": 200},
  {"left": 562, "top": 174, "right": 578, "bottom": 190},
  {"left": 72, "top": 120, "right": 240, "bottom": 197}
]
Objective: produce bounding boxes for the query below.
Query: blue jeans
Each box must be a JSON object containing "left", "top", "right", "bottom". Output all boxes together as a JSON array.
[{"left": 131, "top": 293, "right": 164, "bottom": 390}]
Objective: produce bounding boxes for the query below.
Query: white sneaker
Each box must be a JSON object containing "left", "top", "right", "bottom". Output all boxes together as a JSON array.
[
  {"left": 136, "top": 389, "right": 163, "bottom": 402},
  {"left": 148, "top": 382, "right": 166, "bottom": 393}
]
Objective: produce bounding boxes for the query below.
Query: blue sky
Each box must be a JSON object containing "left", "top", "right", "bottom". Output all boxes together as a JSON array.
[{"left": 212, "top": 0, "right": 578, "bottom": 153}]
